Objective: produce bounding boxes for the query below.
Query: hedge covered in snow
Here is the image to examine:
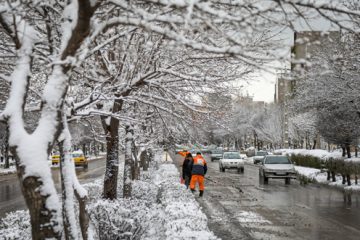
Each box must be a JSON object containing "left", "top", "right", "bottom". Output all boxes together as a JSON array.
[
  {"left": 0, "top": 150, "right": 217, "bottom": 240},
  {"left": 275, "top": 149, "right": 360, "bottom": 186}
]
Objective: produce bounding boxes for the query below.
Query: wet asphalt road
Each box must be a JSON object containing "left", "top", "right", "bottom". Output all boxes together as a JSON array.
[
  {"left": 174, "top": 154, "right": 360, "bottom": 240},
  {"left": 0, "top": 157, "right": 106, "bottom": 218}
]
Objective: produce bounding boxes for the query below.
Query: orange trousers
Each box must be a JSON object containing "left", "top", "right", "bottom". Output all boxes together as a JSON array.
[{"left": 190, "top": 175, "right": 205, "bottom": 191}]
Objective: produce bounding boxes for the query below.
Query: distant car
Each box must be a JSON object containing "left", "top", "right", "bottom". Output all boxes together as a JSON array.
[
  {"left": 175, "top": 146, "right": 183, "bottom": 154},
  {"left": 219, "top": 152, "right": 244, "bottom": 173},
  {"left": 72, "top": 150, "right": 88, "bottom": 169},
  {"left": 253, "top": 151, "right": 268, "bottom": 164},
  {"left": 190, "top": 150, "right": 202, "bottom": 157},
  {"left": 210, "top": 149, "right": 223, "bottom": 161},
  {"left": 259, "top": 155, "right": 296, "bottom": 184},
  {"left": 245, "top": 147, "right": 255, "bottom": 157},
  {"left": 51, "top": 153, "right": 60, "bottom": 165}
]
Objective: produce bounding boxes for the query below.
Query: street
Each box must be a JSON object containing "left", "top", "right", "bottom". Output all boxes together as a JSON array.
[
  {"left": 0, "top": 157, "right": 106, "bottom": 218},
  {"left": 174, "top": 154, "right": 360, "bottom": 240}
]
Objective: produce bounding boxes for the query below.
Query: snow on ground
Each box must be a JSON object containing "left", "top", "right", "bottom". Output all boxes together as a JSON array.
[
  {"left": 274, "top": 149, "right": 343, "bottom": 160},
  {"left": 295, "top": 165, "right": 360, "bottom": 192},
  {"left": 0, "top": 165, "right": 16, "bottom": 175},
  {"left": 294, "top": 166, "right": 321, "bottom": 179},
  {"left": 235, "top": 211, "right": 271, "bottom": 224},
  {"left": 0, "top": 150, "right": 218, "bottom": 240}
]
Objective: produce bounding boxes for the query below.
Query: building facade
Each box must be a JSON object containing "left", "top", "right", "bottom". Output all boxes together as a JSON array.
[{"left": 276, "top": 31, "right": 340, "bottom": 149}]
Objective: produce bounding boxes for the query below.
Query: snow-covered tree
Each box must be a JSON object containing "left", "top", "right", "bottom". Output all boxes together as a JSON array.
[
  {"left": 317, "top": 105, "right": 360, "bottom": 157},
  {"left": 288, "top": 111, "right": 317, "bottom": 149},
  {"left": 251, "top": 104, "right": 283, "bottom": 149},
  {"left": 1, "top": 0, "right": 360, "bottom": 238},
  {"left": 0, "top": 1, "right": 100, "bottom": 238}
]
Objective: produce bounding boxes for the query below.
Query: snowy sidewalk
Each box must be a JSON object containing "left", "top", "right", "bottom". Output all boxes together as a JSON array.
[{"left": 161, "top": 151, "right": 173, "bottom": 163}]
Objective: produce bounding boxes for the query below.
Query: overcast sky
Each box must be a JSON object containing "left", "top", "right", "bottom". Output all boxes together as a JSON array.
[{"left": 245, "top": 71, "right": 276, "bottom": 103}]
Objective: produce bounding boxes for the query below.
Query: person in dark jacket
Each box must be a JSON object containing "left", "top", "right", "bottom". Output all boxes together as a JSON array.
[
  {"left": 189, "top": 152, "right": 207, "bottom": 197},
  {"left": 182, "top": 153, "right": 193, "bottom": 189}
]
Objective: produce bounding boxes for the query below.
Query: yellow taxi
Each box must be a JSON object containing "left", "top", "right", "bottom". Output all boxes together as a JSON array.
[
  {"left": 51, "top": 153, "right": 60, "bottom": 165},
  {"left": 72, "top": 150, "right": 88, "bottom": 168}
]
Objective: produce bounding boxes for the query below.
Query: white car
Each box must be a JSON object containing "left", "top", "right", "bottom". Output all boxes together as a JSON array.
[
  {"left": 253, "top": 151, "right": 268, "bottom": 164},
  {"left": 259, "top": 155, "right": 296, "bottom": 184},
  {"left": 219, "top": 152, "right": 245, "bottom": 173},
  {"left": 210, "top": 149, "right": 224, "bottom": 161}
]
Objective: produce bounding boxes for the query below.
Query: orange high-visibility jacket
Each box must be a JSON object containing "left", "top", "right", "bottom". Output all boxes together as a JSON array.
[
  {"left": 178, "top": 151, "right": 190, "bottom": 157},
  {"left": 191, "top": 155, "right": 207, "bottom": 176}
]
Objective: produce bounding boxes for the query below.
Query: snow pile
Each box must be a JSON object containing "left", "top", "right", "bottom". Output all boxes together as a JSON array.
[
  {"left": 294, "top": 166, "right": 322, "bottom": 180},
  {"left": 274, "top": 149, "right": 342, "bottom": 160}
]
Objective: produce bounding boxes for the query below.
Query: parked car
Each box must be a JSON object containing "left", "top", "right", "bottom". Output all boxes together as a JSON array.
[
  {"left": 72, "top": 150, "right": 88, "bottom": 169},
  {"left": 259, "top": 155, "right": 296, "bottom": 184},
  {"left": 219, "top": 152, "right": 244, "bottom": 173},
  {"left": 210, "top": 149, "right": 224, "bottom": 161},
  {"left": 253, "top": 151, "right": 268, "bottom": 164}
]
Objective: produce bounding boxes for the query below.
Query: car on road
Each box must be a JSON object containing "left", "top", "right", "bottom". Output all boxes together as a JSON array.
[
  {"left": 259, "top": 155, "right": 296, "bottom": 184},
  {"left": 51, "top": 151, "right": 88, "bottom": 169},
  {"left": 253, "top": 151, "right": 268, "bottom": 164},
  {"left": 210, "top": 149, "right": 223, "bottom": 161},
  {"left": 51, "top": 153, "right": 60, "bottom": 165},
  {"left": 219, "top": 151, "right": 244, "bottom": 173},
  {"left": 72, "top": 150, "right": 88, "bottom": 169}
]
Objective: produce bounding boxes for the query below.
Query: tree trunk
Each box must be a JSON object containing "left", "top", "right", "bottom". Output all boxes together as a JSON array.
[
  {"left": 82, "top": 143, "right": 87, "bottom": 156},
  {"left": 355, "top": 146, "right": 358, "bottom": 157},
  {"left": 327, "top": 171, "right": 331, "bottom": 181},
  {"left": 123, "top": 125, "right": 134, "bottom": 198},
  {"left": 4, "top": 125, "right": 9, "bottom": 168},
  {"left": 342, "top": 174, "right": 346, "bottom": 185},
  {"left": 312, "top": 139, "right": 316, "bottom": 149},
  {"left": 346, "top": 144, "right": 351, "bottom": 158},
  {"left": 12, "top": 149, "right": 62, "bottom": 239},
  {"left": 342, "top": 146, "right": 346, "bottom": 157},
  {"left": 331, "top": 171, "right": 336, "bottom": 182},
  {"left": 75, "top": 191, "right": 89, "bottom": 240},
  {"left": 131, "top": 142, "right": 140, "bottom": 180},
  {"left": 355, "top": 175, "right": 358, "bottom": 185},
  {"left": 59, "top": 141, "right": 71, "bottom": 239},
  {"left": 140, "top": 150, "right": 149, "bottom": 171},
  {"left": 346, "top": 174, "right": 351, "bottom": 186},
  {"left": 59, "top": 110, "right": 90, "bottom": 240},
  {"left": 103, "top": 116, "right": 120, "bottom": 200}
]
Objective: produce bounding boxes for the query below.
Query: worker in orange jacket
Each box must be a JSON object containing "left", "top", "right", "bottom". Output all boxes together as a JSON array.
[
  {"left": 190, "top": 152, "right": 207, "bottom": 197},
  {"left": 178, "top": 149, "right": 190, "bottom": 157}
]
